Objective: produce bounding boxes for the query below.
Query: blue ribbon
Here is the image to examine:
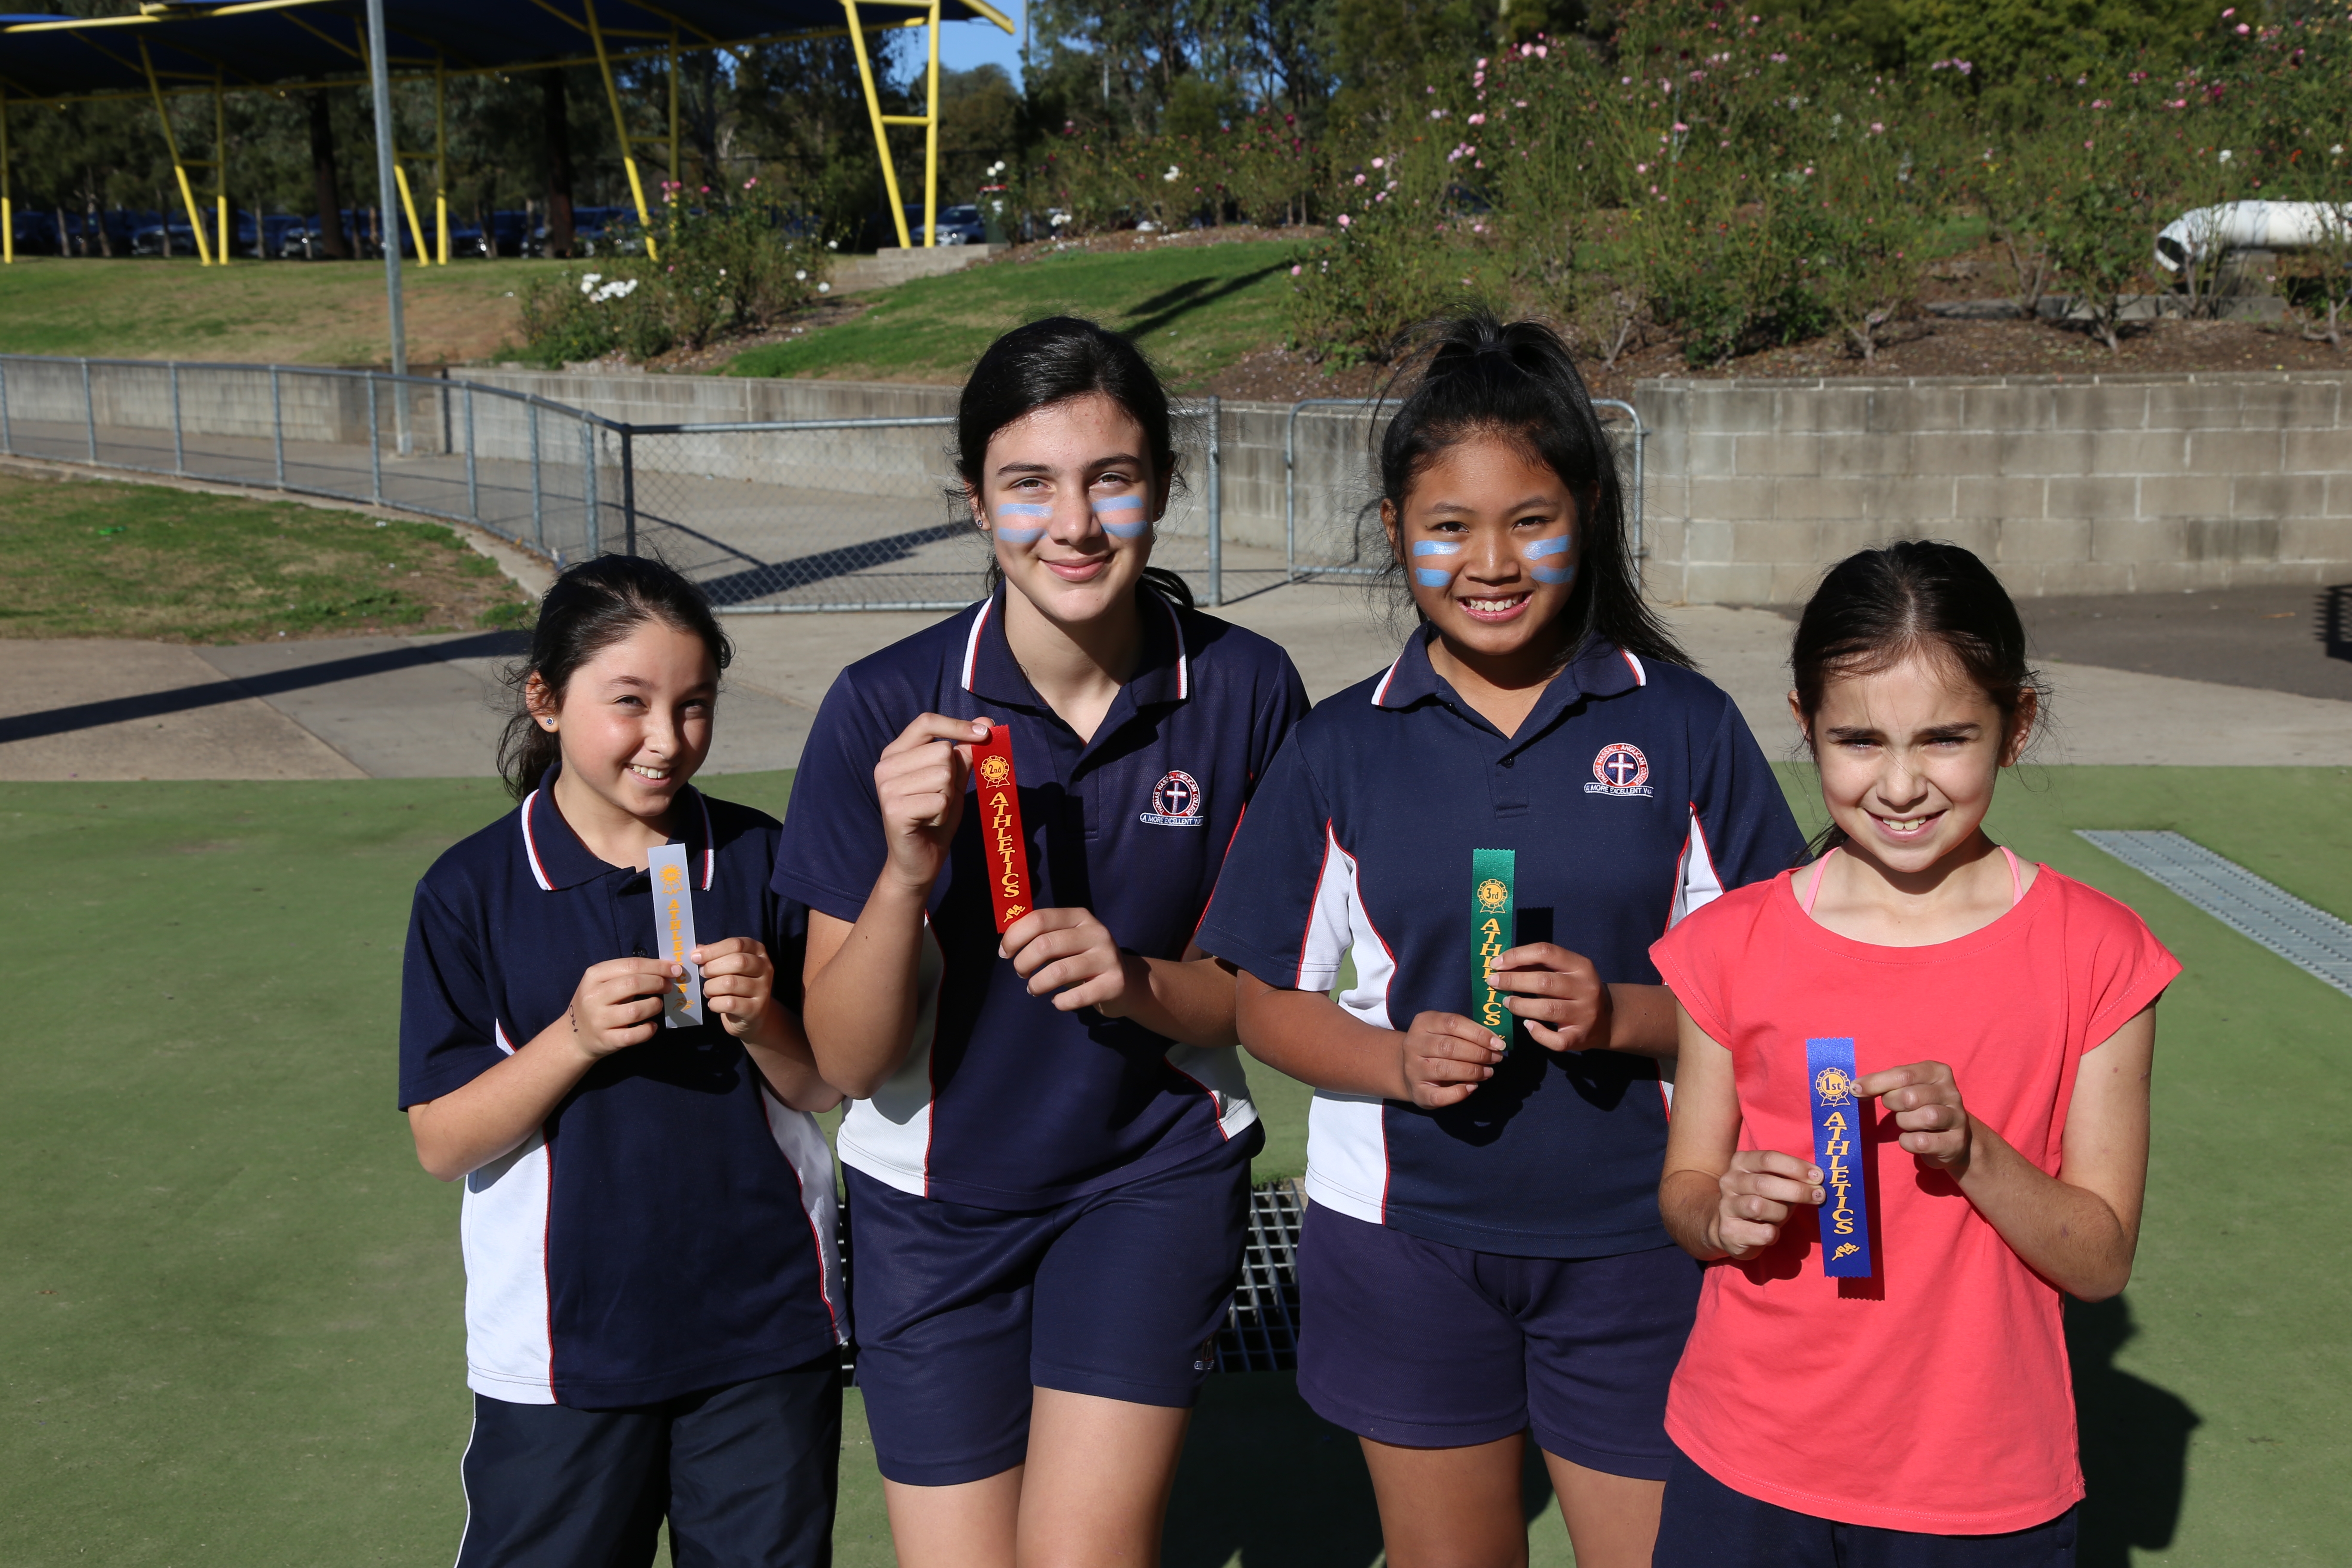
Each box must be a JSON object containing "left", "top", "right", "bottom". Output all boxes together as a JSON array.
[{"left": 1806, "top": 1037, "right": 1874, "bottom": 1277}]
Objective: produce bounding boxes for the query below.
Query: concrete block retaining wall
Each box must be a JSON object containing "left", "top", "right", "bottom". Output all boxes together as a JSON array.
[
  {"left": 1637, "top": 372, "right": 2352, "bottom": 603},
  {"left": 469, "top": 368, "right": 2352, "bottom": 601}
]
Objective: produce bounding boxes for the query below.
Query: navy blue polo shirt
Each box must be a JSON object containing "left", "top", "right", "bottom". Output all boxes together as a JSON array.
[
  {"left": 1195, "top": 631, "right": 1804, "bottom": 1258},
  {"left": 774, "top": 584, "right": 1308, "bottom": 1210},
  {"left": 400, "top": 774, "right": 844, "bottom": 1409}
]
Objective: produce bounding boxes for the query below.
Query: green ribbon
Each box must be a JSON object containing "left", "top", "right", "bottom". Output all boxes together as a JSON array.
[{"left": 1472, "top": 848, "right": 1516, "bottom": 1044}]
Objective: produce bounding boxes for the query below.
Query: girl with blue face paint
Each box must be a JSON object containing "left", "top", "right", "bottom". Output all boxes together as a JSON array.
[
  {"left": 784, "top": 316, "right": 1310, "bottom": 1568},
  {"left": 1201, "top": 314, "right": 1803, "bottom": 1568}
]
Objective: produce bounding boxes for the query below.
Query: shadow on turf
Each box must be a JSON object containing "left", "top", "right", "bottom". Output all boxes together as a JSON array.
[
  {"left": 0, "top": 628, "right": 529, "bottom": 743},
  {"left": 1162, "top": 1373, "right": 1552, "bottom": 1567},
  {"left": 2070, "top": 1294, "right": 2200, "bottom": 1567}
]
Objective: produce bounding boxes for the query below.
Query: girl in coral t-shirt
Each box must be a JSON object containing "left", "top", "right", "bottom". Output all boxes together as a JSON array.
[{"left": 1649, "top": 540, "right": 2179, "bottom": 1566}]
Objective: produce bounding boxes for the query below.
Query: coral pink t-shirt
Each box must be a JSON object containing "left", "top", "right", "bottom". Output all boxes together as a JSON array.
[{"left": 1648, "top": 862, "right": 2179, "bottom": 1534}]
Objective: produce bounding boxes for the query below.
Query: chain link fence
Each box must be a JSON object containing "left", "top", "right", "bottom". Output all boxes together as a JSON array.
[
  {"left": 0, "top": 357, "right": 1238, "bottom": 611},
  {"left": 0, "top": 355, "right": 639, "bottom": 567},
  {"left": 0, "top": 355, "right": 1639, "bottom": 613},
  {"left": 1280, "top": 396, "right": 1646, "bottom": 584},
  {"left": 620, "top": 398, "right": 1225, "bottom": 613}
]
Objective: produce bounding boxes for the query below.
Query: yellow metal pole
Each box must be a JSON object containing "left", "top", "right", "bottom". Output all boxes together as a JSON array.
[
  {"left": 139, "top": 40, "right": 213, "bottom": 264},
  {"left": 922, "top": 0, "right": 938, "bottom": 247},
  {"left": 213, "top": 79, "right": 228, "bottom": 265},
  {"left": 581, "top": 0, "right": 658, "bottom": 260},
  {"left": 842, "top": 0, "right": 911, "bottom": 248},
  {"left": 394, "top": 163, "right": 429, "bottom": 262},
  {"left": 1, "top": 87, "right": 12, "bottom": 266},
  {"left": 434, "top": 60, "right": 449, "bottom": 264}
]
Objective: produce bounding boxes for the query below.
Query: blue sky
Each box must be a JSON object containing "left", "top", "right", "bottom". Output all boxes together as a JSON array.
[{"left": 933, "top": 0, "right": 1025, "bottom": 85}]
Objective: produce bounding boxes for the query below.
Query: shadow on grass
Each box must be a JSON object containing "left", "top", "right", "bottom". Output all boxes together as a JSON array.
[
  {"left": 1122, "top": 264, "right": 1292, "bottom": 344},
  {"left": 2069, "top": 1293, "right": 2199, "bottom": 1567},
  {"left": 1164, "top": 1373, "right": 1555, "bottom": 1568}
]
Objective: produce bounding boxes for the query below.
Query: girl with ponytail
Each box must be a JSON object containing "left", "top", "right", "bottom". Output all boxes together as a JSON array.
[{"left": 1195, "top": 313, "right": 1805, "bottom": 1568}]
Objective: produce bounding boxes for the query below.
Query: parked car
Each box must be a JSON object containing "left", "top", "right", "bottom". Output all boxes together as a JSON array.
[
  {"left": 130, "top": 222, "right": 198, "bottom": 257},
  {"left": 453, "top": 210, "right": 530, "bottom": 258},
  {"left": 903, "top": 202, "right": 986, "bottom": 245}
]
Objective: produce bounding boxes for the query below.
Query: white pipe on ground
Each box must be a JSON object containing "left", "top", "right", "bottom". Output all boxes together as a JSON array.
[{"left": 2155, "top": 200, "right": 2352, "bottom": 271}]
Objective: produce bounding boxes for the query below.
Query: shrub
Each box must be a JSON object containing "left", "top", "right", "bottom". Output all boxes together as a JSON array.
[{"left": 515, "top": 192, "right": 832, "bottom": 365}]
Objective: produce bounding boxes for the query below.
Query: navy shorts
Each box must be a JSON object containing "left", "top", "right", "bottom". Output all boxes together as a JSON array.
[
  {"left": 1654, "top": 1445, "right": 2080, "bottom": 1567},
  {"left": 453, "top": 1357, "right": 841, "bottom": 1568},
  {"left": 845, "top": 1136, "right": 1253, "bottom": 1487},
  {"left": 1295, "top": 1205, "right": 1700, "bottom": 1480}
]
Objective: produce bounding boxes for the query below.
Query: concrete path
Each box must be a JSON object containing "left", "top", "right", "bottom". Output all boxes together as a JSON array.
[{"left": 6, "top": 583, "right": 2349, "bottom": 781}]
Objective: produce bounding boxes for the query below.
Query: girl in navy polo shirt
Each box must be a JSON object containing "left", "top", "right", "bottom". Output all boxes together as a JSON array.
[
  {"left": 776, "top": 317, "right": 1308, "bottom": 1567},
  {"left": 1194, "top": 314, "right": 1805, "bottom": 1568},
  {"left": 401, "top": 556, "right": 846, "bottom": 1568}
]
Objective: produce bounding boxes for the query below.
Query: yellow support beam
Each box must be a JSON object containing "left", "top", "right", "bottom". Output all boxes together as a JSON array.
[
  {"left": 1, "top": 86, "right": 12, "bottom": 265},
  {"left": 138, "top": 38, "right": 212, "bottom": 262},
  {"left": 581, "top": 0, "right": 658, "bottom": 261},
  {"left": 434, "top": 59, "right": 448, "bottom": 264},
  {"left": 921, "top": 0, "right": 937, "bottom": 247},
  {"left": 212, "top": 77, "right": 228, "bottom": 264},
  {"left": 842, "top": 0, "right": 911, "bottom": 249},
  {"left": 393, "top": 162, "right": 428, "bottom": 265}
]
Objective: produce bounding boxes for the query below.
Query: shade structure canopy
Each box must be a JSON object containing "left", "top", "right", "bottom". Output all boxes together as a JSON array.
[
  {"left": 0, "top": 0, "right": 1011, "bottom": 270},
  {"left": 0, "top": 0, "right": 1011, "bottom": 103}
]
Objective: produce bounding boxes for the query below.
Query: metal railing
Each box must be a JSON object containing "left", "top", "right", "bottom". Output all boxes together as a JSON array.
[
  {"left": 0, "top": 355, "right": 622, "bottom": 569},
  {"left": 0, "top": 354, "right": 1647, "bottom": 616},
  {"left": 1281, "top": 395, "right": 1646, "bottom": 583},
  {"left": 0, "top": 357, "right": 1237, "bottom": 612}
]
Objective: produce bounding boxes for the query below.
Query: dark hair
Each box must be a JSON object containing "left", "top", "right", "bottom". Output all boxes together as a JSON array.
[
  {"left": 496, "top": 554, "right": 734, "bottom": 802},
  {"left": 953, "top": 314, "right": 1194, "bottom": 611},
  {"left": 1371, "top": 311, "right": 1685, "bottom": 666},
  {"left": 1790, "top": 539, "right": 2047, "bottom": 854}
]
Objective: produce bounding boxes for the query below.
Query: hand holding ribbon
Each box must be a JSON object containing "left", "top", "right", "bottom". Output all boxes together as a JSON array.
[
  {"left": 1393, "top": 1010, "right": 1507, "bottom": 1109},
  {"left": 1856, "top": 1059, "right": 1974, "bottom": 1172},
  {"left": 871, "top": 712, "right": 992, "bottom": 899},
  {"left": 1000, "top": 906, "right": 1148, "bottom": 1015},
  {"left": 1708, "top": 1148, "right": 1827, "bottom": 1261},
  {"left": 1485, "top": 942, "right": 1614, "bottom": 1052}
]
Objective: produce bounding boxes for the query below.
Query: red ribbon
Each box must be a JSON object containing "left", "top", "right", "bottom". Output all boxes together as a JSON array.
[{"left": 971, "top": 725, "right": 1033, "bottom": 934}]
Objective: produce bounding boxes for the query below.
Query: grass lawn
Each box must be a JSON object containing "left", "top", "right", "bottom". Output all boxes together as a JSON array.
[
  {"left": 0, "top": 472, "right": 532, "bottom": 642},
  {"left": 725, "top": 241, "right": 1301, "bottom": 391},
  {"left": 0, "top": 257, "right": 544, "bottom": 367},
  {"left": 2, "top": 765, "right": 2345, "bottom": 1566}
]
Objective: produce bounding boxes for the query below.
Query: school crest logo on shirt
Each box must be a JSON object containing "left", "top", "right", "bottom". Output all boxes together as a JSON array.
[
  {"left": 978, "top": 753, "right": 1013, "bottom": 787},
  {"left": 1140, "top": 769, "right": 1206, "bottom": 827},
  {"left": 1584, "top": 741, "right": 1654, "bottom": 798}
]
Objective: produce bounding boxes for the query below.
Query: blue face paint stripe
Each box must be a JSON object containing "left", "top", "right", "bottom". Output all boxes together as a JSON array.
[
  {"left": 995, "top": 502, "right": 1052, "bottom": 518},
  {"left": 1525, "top": 534, "right": 1573, "bottom": 558},
  {"left": 1532, "top": 565, "right": 1577, "bottom": 585},
  {"left": 1414, "top": 568, "right": 1455, "bottom": 587},
  {"left": 1410, "top": 540, "right": 1462, "bottom": 557},
  {"left": 993, "top": 526, "right": 1047, "bottom": 543},
  {"left": 1101, "top": 521, "right": 1151, "bottom": 539},
  {"left": 1093, "top": 495, "right": 1146, "bottom": 511}
]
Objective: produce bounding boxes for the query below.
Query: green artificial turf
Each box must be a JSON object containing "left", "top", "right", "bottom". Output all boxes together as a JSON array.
[
  {"left": 2, "top": 766, "right": 2345, "bottom": 1565},
  {"left": 0, "top": 472, "right": 533, "bottom": 642},
  {"left": 724, "top": 241, "right": 1299, "bottom": 392}
]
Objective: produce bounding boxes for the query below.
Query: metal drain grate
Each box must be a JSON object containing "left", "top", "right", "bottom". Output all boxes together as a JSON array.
[
  {"left": 835, "top": 1179, "right": 1308, "bottom": 1378},
  {"left": 1212, "top": 1179, "right": 1305, "bottom": 1373},
  {"left": 2078, "top": 831, "right": 2352, "bottom": 998}
]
